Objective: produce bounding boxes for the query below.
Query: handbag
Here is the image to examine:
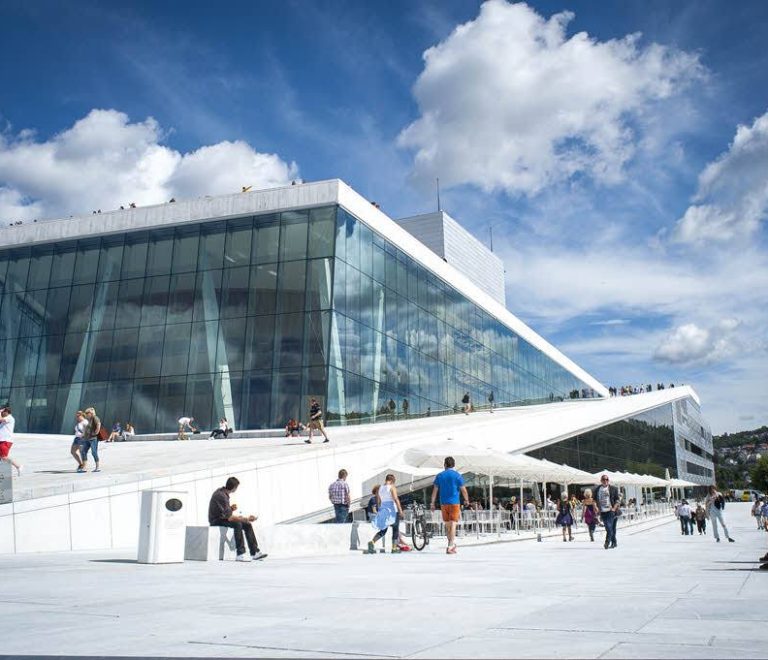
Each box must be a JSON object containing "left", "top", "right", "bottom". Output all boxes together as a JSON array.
[
  {"left": 615, "top": 507, "right": 623, "bottom": 518},
  {"left": 97, "top": 426, "right": 109, "bottom": 441}
]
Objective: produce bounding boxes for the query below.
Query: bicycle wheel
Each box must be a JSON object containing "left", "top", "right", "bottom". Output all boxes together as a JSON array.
[{"left": 412, "top": 518, "right": 427, "bottom": 551}]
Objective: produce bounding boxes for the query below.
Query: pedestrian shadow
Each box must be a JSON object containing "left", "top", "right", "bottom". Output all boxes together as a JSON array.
[
  {"left": 90, "top": 559, "right": 138, "bottom": 564},
  {"left": 35, "top": 470, "right": 79, "bottom": 474},
  {"left": 702, "top": 567, "right": 764, "bottom": 572}
]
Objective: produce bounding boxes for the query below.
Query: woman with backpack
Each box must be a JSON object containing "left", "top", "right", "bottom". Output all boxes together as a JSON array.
[{"left": 581, "top": 489, "right": 600, "bottom": 542}]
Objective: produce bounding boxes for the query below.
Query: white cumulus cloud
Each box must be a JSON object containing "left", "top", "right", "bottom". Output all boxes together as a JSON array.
[
  {"left": 398, "top": 0, "right": 704, "bottom": 195},
  {"left": 674, "top": 110, "right": 768, "bottom": 243},
  {"left": 0, "top": 109, "right": 298, "bottom": 220},
  {"left": 653, "top": 319, "right": 741, "bottom": 366}
]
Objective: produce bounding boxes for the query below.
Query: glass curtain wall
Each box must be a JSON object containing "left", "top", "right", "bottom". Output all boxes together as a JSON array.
[
  {"left": 528, "top": 405, "right": 678, "bottom": 477},
  {"left": 326, "top": 208, "right": 593, "bottom": 424},
  {"left": 0, "top": 207, "right": 336, "bottom": 433}
]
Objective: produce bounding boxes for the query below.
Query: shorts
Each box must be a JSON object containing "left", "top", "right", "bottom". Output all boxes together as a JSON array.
[
  {"left": 309, "top": 419, "right": 324, "bottom": 430},
  {"left": 0, "top": 441, "right": 12, "bottom": 458},
  {"left": 441, "top": 504, "right": 461, "bottom": 523}
]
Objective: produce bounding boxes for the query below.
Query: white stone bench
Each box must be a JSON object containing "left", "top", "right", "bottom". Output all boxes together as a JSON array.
[{"left": 184, "top": 526, "right": 238, "bottom": 561}]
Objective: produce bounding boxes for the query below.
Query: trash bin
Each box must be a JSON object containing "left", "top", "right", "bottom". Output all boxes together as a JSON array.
[{"left": 137, "top": 489, "right": 188, "bottom": 564}]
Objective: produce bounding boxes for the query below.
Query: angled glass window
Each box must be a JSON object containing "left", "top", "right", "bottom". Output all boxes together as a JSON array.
[
  {"left": 248, "top": 263, "right": 278, "bottom": 316},
  {"left": 161, "top": 323, "right": 192, "bottom": 377},
  {"left": 277, "top": 260, "right": 306, "bottom": 314},
  {"left": 145, "top": 230, "right": 173, "bottom": 277},
  {"left": 253, "top": 214, "right": 280, "bottom": 264},
  {"left": 97, "top": 237, "right": 124, "bottom": 282},
  {"left": 121, "top": 233, "right": 149, "bottom": 280},
  {"left": 140, "top": 275, "right": 170, "bottom": 327},
  {"left": 224, "top": 217, "right": 253, "bottom": 268},
  {"left": 308, "top": 206, "right": 335, "bottom": 259},
  {"left": 171, "top": 226, "right": 200, "bottom": 274},
  {"left": 280, "top": 210, "right": 309, "bottom": 262},
  {"left": 167, "top": 272, "right": 196, "bottom": 325},
  {"left": 28, "top": 247, "right": 53, "bottom": 291},
  {"left": 198, "top": 224, "right": 225, "bottom": 271},
  {"left": 73, "top": 239, "right": 100, "bottom": 285}
]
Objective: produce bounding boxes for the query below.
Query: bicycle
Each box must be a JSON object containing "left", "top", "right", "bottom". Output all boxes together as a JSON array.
[{"left": 410, "top": 502, "right": 433, "bottom": 551}]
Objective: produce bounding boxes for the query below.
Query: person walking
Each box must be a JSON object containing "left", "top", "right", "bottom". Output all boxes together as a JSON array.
[
  {"left": 706, "top": 485, "right": 734, "bottom": 543},
  {"left": 430, "top": 456, "right": 470, "bottom": 555},
  {"left": 71, "top": 410, "right": 88, "bottom": 473},
  {"left": 752, "top": 497, "right": 764, "bottom": 530},
  {"left": 556, "top": 493, "right": 574, "bottom": 542},
  {"left": 461, "top": 392, "right": 471, "bottom": 415},
  {"left": 581, "top": 489, "right": 600, "bottom": 542},
  {"left": 387, "top": 398, "right": 396, "bottom": 420},
  {"left": 402, "top": 398, "right": 409, "bottom": 418},
  {"left": 0, "top": 406, "right": 21, "bottom": 476},
  {"left": 677, "top": 500, "right": 692, "bottom": 535},
  {"left": 305, "top": 398, "right": 329, "bottom": 444},
  {"left": 695, "top": 502, "right": 707, "bottom": 535},
  {"left": 367, "top": 474, "right": 405, "bottom": 554},
  {"left": 595, "top": 474, "right": 620, "bottom": 549},
  {"left": 488, "top": 391, "right": 495, "bottom": 413},
  {"left": 208, "top": 476, "right": 266, "bottom": 562},
  {"left": 328, "top": 469, "right": 351, "bottom": 523},
  {"left": 81, "top": 408, "right": 101, "bottom": 473}
]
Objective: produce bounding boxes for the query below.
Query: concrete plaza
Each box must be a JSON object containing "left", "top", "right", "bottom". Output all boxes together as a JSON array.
[{"left": 1, "top": 503, "right": 765, "bottom": 658}]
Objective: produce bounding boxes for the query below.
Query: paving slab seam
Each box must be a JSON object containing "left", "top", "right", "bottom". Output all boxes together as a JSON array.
[
  {"left": 186, "top": 640, "right": 397, "bottom": 658},
  {"left": 402, "top": 635, "right": 470, "bottom": 659}
]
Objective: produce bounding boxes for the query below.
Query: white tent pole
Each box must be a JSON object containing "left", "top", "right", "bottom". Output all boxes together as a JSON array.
[
  {"left": 519, "top": 479, "right": 523, "bottom": 535},
  {"left": 543, "top": 480, "right": 548, "bottom": 530}
]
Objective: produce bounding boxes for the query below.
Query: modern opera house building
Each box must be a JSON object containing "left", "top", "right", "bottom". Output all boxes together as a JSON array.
[{"left": 0, "top": 179, "right": 713, "bottom": 491}]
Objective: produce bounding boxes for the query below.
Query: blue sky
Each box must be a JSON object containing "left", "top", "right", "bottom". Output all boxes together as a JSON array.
[{"left": 1, "top": 0, "right": 767, "bottom": 433}]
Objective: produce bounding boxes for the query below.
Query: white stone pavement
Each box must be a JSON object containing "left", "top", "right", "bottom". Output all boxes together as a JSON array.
[{"left": 1, "top": 503, "right": 765, "bottom": 659}]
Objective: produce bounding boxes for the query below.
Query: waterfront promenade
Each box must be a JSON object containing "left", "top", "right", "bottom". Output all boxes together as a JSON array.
[{"left": 0, "top": 502, "right": 764, "bottom": 658}]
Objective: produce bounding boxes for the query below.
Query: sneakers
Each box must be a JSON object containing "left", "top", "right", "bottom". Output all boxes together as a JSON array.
[
  {"left": 76, "top": 466, "right": 85, "bottom": 473},
  {"left": 93, "top": 467, "right": 101, "bottom": 473},
  {"left": 759, "top": 552, "right": 768, "bottom": 562},
  {"left": 728, "top": 537, "right": 735, "bottom": 543},
  {"left": 323, "top": 438, "right": 329, "bottom": 443},
  {"left": 391, "top": 546, "right": 401, "bottom": 554},
  {"left": 251, "top": 551, "right": 268, "bottom": 561},
  {"left": 397, "top": 543, "right": 412, "bottom": 552},
  {"left": 304, "top": 439, "right": 311, "bottom": 444},
  {"left": 235, "top": 554, "right": 251, "bottom": 562},
  {"left": 446, "top": 545, "right": 457, "bottom": 555},
  {"left": 716, "top": 538, "right": 720, "bottom": 542},
  {"left": 367, "top": 541, "right": 375, "bottom": 555}
]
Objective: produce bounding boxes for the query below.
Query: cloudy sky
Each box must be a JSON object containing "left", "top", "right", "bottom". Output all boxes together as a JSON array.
[{"left": 1, "top": 0, "right": 766, "bottom": 433}]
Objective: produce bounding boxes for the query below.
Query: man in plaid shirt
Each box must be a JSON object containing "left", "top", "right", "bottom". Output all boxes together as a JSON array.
[{"left": 329, "top": 469, "right": 351, "bottom": 523}]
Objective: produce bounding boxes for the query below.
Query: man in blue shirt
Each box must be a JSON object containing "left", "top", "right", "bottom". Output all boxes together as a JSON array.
[{"left": 430, "top": 456, "right": 469, "bottom": 555}]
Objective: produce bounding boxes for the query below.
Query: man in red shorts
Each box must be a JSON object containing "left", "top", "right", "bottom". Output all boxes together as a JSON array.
[
  {"left": 430, "top": 456, "right": 469, "bottom": 554},
  {"left": 0, "top": 406, "right": 22, "bottom": 476}
]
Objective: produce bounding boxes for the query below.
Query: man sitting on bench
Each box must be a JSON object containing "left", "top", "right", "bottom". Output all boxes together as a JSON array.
[{"left": 208, "top": 476, "right": 267, "bottom": 562}]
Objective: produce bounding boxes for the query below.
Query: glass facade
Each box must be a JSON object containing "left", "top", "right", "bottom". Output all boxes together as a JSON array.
[
  {"left": 0, "top": 204, "right": 593, "bottom": 434},
  {"left": 528, "top": 399, "right": 715, "bottom": 481},
  {"left": 326, "top": 208, "right": 592, "bottom": 423},
  {"left": 529, "top": 405, "right": 679, "bottom": 478}
]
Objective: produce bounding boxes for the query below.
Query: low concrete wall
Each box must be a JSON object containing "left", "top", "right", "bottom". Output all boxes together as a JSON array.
[{"left": 258, "top": 522, "right": 362, "bottom": 558}]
